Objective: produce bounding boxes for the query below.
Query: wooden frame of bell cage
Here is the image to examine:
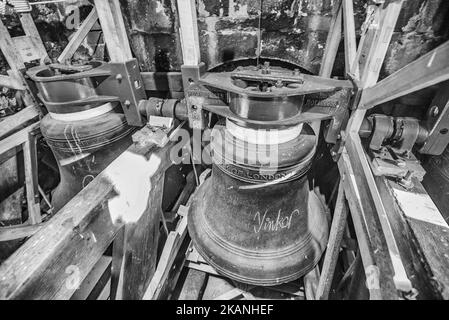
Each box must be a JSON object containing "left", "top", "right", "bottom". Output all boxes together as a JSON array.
[{"left": 0, "top": 0, "right": 448, "bottom": 300}]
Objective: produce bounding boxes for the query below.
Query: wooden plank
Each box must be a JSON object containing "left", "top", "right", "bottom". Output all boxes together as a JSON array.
[
  {"left": 0, "top": 126, "right": 176, "bottom": 299},
  {"left": 375, "top": 175, "right": 447, "bottom": 299},
  {"left": 0, "top": 122, "right": 39, "bottom": 155},
  {"left": 385, "top": 178, "right": 449, "bottom": 299},
  {"left": 23, "top": 138, "right": 41, "bottom": 224},
  {"left": 185, "top": 261, "right": 220, "bottom": 276},
  {"left": 12, "top": 36, "right": 42, "bottom": 63},
  {"left": 314, "top": 0, "right": 342, "bottom": 134},
  {"left": 342, "top": 0, "right": 356, "bottom": 75},
  {"left": 58, "top": 8, "right": 99, "bottom": 63},
  {"left": 176, "top": 0, "right": 201, "bottom": 65},
  {"left": 360, "top": 40, "right": 449, "bottom": 109},
  {"left": 142, "top": 214, "right": 189, "bottom": 300},
  {"left": 70, "top": 256, "right": 112, "bottom": 300},
  {"left": 0, "top": 106, "right": 40, "bottom": 140},
  {"left": 213, "top": 288, "right": 244, "bottom": 300},
  {"left": 316, "top": 181, "right": 348, "bottom": 300},
  {"left": 141, "top": 72, "right": 183, "bottom": 92},
  {"left": 337, "top": 149, "right": 398, "bottom": 299},
  {"left": 178, "top": 268, "right": 207, "bottom": 300},
  {"left": 0, "top": 74, "right": 25, "bottom": 90},
  {"left": 347, "top": 1, "right": 403, "bottom": 134},
  {"left": 0, "top": 18, "right": 25, "bottom": 71},
  {"left": 19, "top": 13, "right": 49, "bottom": 63},
  {"left": 319, "top": 0, "right": 342, "bottom": 78},
  {"left": 346, "top": 133, "right": 412, "bottom": 293},
  {"left": 0, "top": 223, "right": 44, "bottom": 242},
  {"left": 115, "top": 176, "right": 165, "bottom": 300},
  {"left": 97, "top": 278, "right": 111, "bottom": 300},
  {"left": 304, "top": 266, "right": 320, "bottom": 300},
  {"left": 94, "top": 0, "right": 132, "bottom": 62},
  {"left": 0, "top": 186, "right": 24, "bottom": 223}
]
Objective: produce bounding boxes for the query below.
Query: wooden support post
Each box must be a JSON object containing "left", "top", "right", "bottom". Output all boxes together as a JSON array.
[
  {"left": 94, "top": 0, "right": 132, "bottom": 62},
  {"left": 58, "top": 8, "right": 99, "bottom": 63},
  {"left": 142, "top": 204, "right": 190, "bottom": 300},
  {"left": 316, "top": 181, "right": 348, "bottom": 300},
  {"left": 0, "top": 122, "right": 42, "bottom": 228},
  {"left": 346, "top": 133, "right": 412, "bottom": 293},
  {"left": 0, "top": 125, "right": 177, "bottom": 299}
]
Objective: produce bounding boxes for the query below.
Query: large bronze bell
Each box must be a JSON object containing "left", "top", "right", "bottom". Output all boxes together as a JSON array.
[{"left": 188, "top": 119, "right": 329, "bottom": 286}]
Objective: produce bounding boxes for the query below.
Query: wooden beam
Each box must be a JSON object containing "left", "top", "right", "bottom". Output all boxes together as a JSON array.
[
  {"left": 0, "top": 105, "right": 40, "bottom": 140},
  {"left": 141, "top": 72, "right": 183, "bottom": 92},
  {"left": 375, "top": 175, "right": 449, "bottom": 299},
  {"left": 342, "top": 0, "right": 356, "bottom": 75},
  {"left": 0, "top": 126, "right": 177, "bottom": 299},
  {"left": 142, "top": 205, "right": 189, "bottom": 300},
  {"left": 0, "top": 74, "right": 25, "bottom": 90},
  {"left": 337, "top": 149, "right": 398, "bottom": 299},
  {"left": 18, "top": 13, "right": 49, "bottom": 63},
  {"left": 23, "top": 136, "right": 41, "bottom": 224},
  {"left": 0, "top": 122, "right": 39, "bottom": 156},
  {"left": 346, "top": 133, "right": 412, "bottom": 293},
  {"left": 360, "top": 40, "right": 449, "bottom": 109},
  {"left": 347, "top": 1, "right": 403, "bottom": 134},
  {"left": 70, "top": 256, "right": 112, "bottom": 300},
  {"left": 319, "top": 0, "right": 342, "bottom": 78},
  {"left": 0, "top": 223, "right": 45, "bottom": 242},
  {"left": 178, "top": 268, "right": 208, "bottom": 300},
  {"left": 0, "top": 17, "right": 38, "bottom": 107},
  {"left": 176, "top": 0, "right": 201, "bottom": 65},
  {"left": 314, "top": 0, "right": 342, "bottom": 135},
  {"left": 94, "top": 0, "right": 132, "bottom": 62},
  {"left": 57, "top": 8, "right": 99, "bottom": 63},
  {"left": 316, "top": 181, "right": 348, "bottom": 300},
  {"left": 0, "top": 18, "right": 25, "bottom": 71}
]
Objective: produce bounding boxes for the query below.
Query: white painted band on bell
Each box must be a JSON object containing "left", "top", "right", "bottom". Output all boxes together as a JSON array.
[
  {"left": 226, "top": 119, "right": 303, "bottom": 145},
  {"left": 49, "top": 102, "right": 115, "bottom": 122}
]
